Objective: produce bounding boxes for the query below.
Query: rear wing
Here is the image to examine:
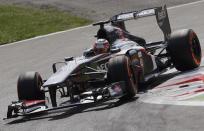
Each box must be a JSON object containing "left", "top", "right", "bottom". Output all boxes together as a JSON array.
[{"left": 110, "top": 5, "right": 171, "bottom": 40}]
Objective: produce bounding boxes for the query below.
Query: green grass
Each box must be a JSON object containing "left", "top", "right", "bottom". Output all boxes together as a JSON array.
[
  {"left": 185, "top": 94, "right": 204, "bottom": 101},
  {"left": 0, "top": 5, "right": 91, "bottom": 45}
]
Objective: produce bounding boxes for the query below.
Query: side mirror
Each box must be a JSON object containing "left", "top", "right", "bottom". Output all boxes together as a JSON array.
[
  {"left": 64, "top": 57, "right": 74, "bottom": 62},
  {"left": 110, "top": 48, "right": 121, "bottom": 53},
  {"left": 83, "top": 48, "right": 95, "bottom": 57},
  {"left": 52, "top": 62, "right": 67, "bottom": 73}
]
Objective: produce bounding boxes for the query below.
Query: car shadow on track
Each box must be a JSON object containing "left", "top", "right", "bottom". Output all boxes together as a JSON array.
[
  {"left": 49, "top": 97, "right": 138, "bottom": 121},
  {"left": 6, "top": 97, "right": 138, "bottom": 124},
  {"left": 138, "top": 71, "right": 180, "bottom": 92},
  {"left": 6, "top": 69, "right": 184, "bottom": 124}
]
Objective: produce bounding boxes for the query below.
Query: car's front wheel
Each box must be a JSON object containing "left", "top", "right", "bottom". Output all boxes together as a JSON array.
[
  {"left": 17, "top": 72, "right": 45, "bottom": 100},
  {"left": 108, "top": 55, "right": 138, "bottom": 99}
]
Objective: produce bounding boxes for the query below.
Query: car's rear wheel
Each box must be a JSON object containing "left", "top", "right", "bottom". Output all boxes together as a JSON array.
[
  {"left": 17, "top": 72, "right": 45, "bottom": 100},
  {"left": 108, "top": 55, "right": 138, "bottom": 99},
  {"left": 167, "top": 29, "right": 202, "bottom": 71}
]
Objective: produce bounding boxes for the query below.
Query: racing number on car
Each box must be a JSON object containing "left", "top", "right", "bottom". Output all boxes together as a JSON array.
[{"left": 157, "top": 9, "right": 166, "bottom": 22}]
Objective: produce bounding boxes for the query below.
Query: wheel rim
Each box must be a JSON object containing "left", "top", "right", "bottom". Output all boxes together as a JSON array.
[
  {"left": 126, "top": 58, "right": 138, "bottom": 94},
  {"left": 190, "top": 32, "right": 201, "bottom": 65}
]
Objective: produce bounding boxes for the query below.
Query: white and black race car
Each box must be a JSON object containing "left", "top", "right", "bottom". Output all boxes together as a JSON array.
[{"left": 5, "top": 5, "right": 202, "bottom": 119}]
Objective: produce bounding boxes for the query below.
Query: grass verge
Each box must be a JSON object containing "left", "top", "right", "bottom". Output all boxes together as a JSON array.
[{"left": 0, "top": 5, "right": 91, "bottom": 45}]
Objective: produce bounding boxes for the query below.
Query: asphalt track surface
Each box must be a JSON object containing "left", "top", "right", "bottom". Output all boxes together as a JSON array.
[
  {"left": 0, "top": 0, "right": 200, "bottom": 21},
  {"left": 1, "top": 1, "right": 204, "bottom": 131}
]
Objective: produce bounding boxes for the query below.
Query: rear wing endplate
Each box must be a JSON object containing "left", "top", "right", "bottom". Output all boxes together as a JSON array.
[{"left": 110, "top": 5, "right": 171, "bottom": 40}]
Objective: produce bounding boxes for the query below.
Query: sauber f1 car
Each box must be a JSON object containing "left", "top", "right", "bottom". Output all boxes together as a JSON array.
[{"left": 5, "top": 5, "right": 202, "bottom": 119}]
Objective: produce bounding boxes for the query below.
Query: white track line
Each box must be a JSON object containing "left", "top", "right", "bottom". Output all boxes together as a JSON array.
[
  {"left": 1, "top": 0, "right": 204, "bottom": 48},
  {"left": 0, "top": 25, "right": 91, "bottom": 48},
  {"left": 168, "top": 0, "right": 204, "bottom": 9}
]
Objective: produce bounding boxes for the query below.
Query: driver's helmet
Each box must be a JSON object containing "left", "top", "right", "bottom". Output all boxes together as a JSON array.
[{"left": 93, "top": 39, "right": 110, "bottom": 55}]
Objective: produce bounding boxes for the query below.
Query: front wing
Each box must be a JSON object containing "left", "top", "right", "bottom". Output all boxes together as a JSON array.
[{"left": 5, "top": 81, "right": 126, "bottom": 119}]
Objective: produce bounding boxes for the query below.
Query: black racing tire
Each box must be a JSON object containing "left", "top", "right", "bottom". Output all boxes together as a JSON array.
[
  {"left": 17, "top": 72, "right": 45, "bottom": 100},
  {"left": 167, "top": 29, "right": 202, "bottom": 71},
  {"left": 108, "top": 55, "right": 138, "bottom": 98}
]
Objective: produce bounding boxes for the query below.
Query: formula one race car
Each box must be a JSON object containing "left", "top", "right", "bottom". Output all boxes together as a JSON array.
[{"left": 6, "top": 5, "right": 202, "bottom": 119}]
